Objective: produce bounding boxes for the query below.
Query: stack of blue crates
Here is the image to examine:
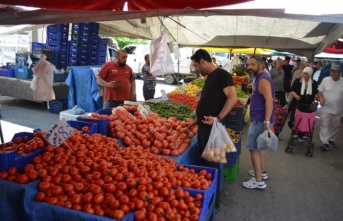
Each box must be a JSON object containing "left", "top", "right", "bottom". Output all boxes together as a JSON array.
[
  {"left": 15, "top": 53, "right": 31, "bottom": 79},
  {"left": 46, "top": 24, "right": 69, "bottom": 69},
  {"left": 69, "top": 22, "right": 106, "bottom": 66}
]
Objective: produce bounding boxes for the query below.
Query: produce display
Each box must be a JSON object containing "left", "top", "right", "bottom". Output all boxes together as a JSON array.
[
  {"left": 147, "top": 103, "right": 194, "bottom": 121},
  {"left": 235, "top": 86, "right": 248, "bottom": 98},
  {"left": 0, "top": 130, "right": 213, "bottom": 221},
  {"left": 167, "top": 93, "right": 198, "bottom": 110},
  {"left": 169, "top": 83, "right": 200, "bottom": 96},
  {"left": 0, "top": 133, "right": 45, "bottom": 155},
  {"left": 232, "top": 75, "right": 249, "bottom": 86},
  {"left": 273, "top": 104, "right": 288, "bottom": 136},
  {"left": 226, "top": 128, "right": 240, "bottom": 143},
  {"left": 109, "top": 113, "right": 197, "bottom": 156},
  {"left": 190, "top": 78, "right": 205, "bottom": 89},
  {"left": 232, "top": 66, "right": 248, "bottom": 76}
]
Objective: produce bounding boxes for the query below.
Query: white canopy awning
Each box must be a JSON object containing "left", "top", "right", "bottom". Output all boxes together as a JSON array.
[{"left": 0, "top": 5, "right": 342, "bottom": 59}]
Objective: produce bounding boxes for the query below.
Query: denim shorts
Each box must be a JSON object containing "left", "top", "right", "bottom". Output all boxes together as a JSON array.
[{"left": 246, "top": 121, "right": 274, "bottom": 150}]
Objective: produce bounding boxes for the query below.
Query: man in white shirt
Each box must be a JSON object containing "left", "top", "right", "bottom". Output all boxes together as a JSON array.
[{"left": 317, "top": 65, "right": 343, "bottom": 151}]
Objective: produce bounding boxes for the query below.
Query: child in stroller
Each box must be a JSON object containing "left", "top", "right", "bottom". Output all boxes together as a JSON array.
[{"left": 285, "top": 103, "right": 317, "bottom": 156}]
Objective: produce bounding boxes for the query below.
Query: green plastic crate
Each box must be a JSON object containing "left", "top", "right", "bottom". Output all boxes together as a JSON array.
[{"left": 223, "top": 157, "right": 240, "bottom": 181}]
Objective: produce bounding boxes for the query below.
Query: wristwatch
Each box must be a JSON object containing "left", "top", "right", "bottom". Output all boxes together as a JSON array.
[
  {"left": 217, "top": 116, "right": 223, "bottom": 122},
  {"left": 264, "top": 120, "right": 270, "bottom": 125}
]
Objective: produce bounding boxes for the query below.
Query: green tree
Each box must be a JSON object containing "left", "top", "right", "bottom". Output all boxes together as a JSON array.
[{"left": 113, "top": 37, "right": 148, "bottom": 49}]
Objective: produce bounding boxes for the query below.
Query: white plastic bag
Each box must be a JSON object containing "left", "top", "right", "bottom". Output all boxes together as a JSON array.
[
  {"left": 150, "top": 32, "right": 174, "bottom": 76},
  {"left": 256, "top": 130, "right": 278, "bottom": 151},
  {"left": 202, "top": 121, "right": 236, "bottom": 163}
]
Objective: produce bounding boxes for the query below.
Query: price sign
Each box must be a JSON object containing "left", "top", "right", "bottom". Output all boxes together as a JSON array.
[
  {"left": 44, "top": 118, "right": 74, "bottom": 147},
  {"left": 138, "top": 104, "right": 149, "bottom": 119},
  {"left": 161, "top": 89, "right": 168, "bottom": 101}
]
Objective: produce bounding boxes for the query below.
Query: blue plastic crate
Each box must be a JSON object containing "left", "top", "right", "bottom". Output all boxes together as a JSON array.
[
  {"left": 177, "top": 188, "right": 215, "bottom": 221},
  {"left": 226, "top": 119, "right": 244, "bottom": 132},
  {"left": 227, "top": 107, "right": 244, "bottom": 122},
  {"left": 176, "top": 165, "right": 218, "bottom": 210},
  {"left": 49, "top": 99, "right": 68, "bottom": 114},
  {"left": 77, "top": 116, "right": 109, "bottom": 136},
  {"left": 15, "top": 65, "right": 32, "bottom": 79},
  {"left": 0, "top": 68, "right": 15, "bottom": 77},
  {"left": 67, "top": 120, "right": 98, "bottom": 134},
  {"left": 47, "top": 24, "right": 69, "bottom": 34},
  {"left": 32, "top": 42, "right": 45, "bottom": 51},
  {"left": 0, "top": 132, "right": 44, "bottom": 173},
  {"left": 96, "top": 109, "right": 112, "bottom": 116},
  {"left": 53, "top": 70, "right": 69, "bottom": 82},
  {"left": 225, "top": 132, "right": 241, "bottom": 166}
]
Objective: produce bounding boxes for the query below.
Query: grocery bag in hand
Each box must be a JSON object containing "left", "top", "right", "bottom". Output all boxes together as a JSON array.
[
  {"left": 256, "top": 130, "right": 278, "bottom": 151},
  {"left": 201, "top": 120, "right": 237, "bottom": 163}
]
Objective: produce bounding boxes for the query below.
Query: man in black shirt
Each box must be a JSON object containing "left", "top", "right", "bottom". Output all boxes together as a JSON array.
[{"left": 188, "top": 49, "right": 237, "bottom": 212}]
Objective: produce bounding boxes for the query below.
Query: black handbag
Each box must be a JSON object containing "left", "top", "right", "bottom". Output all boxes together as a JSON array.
[{"left": 308, "top": 101, "right": 319, "bottom": 112}]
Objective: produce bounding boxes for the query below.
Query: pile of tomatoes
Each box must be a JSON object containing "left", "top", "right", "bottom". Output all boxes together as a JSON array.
[
  {"left": 0, "top": 132, "right": 46, "bottom": 155},
  {"left": 109, "top": 112, "right": 198, "bottom": 157},
  {"left": 0, "top": 131, "right": 214, "bottom": 221}
]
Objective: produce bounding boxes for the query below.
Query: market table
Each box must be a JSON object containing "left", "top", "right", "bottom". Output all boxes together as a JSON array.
[{"left": 0, "top": 76, "right": 69, "bottom": 102}]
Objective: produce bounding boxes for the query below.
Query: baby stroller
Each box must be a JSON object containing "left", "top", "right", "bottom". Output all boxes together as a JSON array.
[{"left": 285, "top": 103, "right": 317, "bottom": 157}]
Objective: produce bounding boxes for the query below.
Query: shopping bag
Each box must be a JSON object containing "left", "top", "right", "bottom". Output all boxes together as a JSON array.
[
  {"left": 256, "top": 130, "right": 278, "bottom": 151},
  {"left": 217, "top": 121, "right": 236, "bottom": 153},
  {"left": 150, "top": 32, "right": 174, "bottom": 76},
  {"left": 202, "top": 121, "right": 234, "bottom": 163}
]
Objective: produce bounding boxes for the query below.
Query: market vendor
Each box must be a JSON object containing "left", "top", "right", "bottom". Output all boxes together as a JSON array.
[
  {"left": 187, "top": 49, "right": 237, "bottom": 212},
  {"left": 97, "top": 49, "right": 136, "bottom": 108}
]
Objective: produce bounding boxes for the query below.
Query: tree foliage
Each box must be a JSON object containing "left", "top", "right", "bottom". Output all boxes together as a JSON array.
[{"left": 113, "top": 37, "right": 148, "bottom": 49}]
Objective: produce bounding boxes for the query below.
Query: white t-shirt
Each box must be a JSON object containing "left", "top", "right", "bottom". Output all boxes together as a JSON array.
[{"left": 318, "top": 76, "right": 343, "bottom": 114}]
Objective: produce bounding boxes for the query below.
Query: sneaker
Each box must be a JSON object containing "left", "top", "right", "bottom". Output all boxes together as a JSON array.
[
  {"left": 248, "top": 170, "right": 268, "bottom": 180},
  {"left": 328, "top": 141, "right": 336, "bottom": 147},
  {"left": 320, "top": 143, "right": 330, "bottom": 151},
  {"left": 292, "top": 134, "right": 298, "bottom": 138},
  {"left": 298, "top": 138, "right": 304, "bottom": 143},
  {"left": 243, "top": 177, "right": 266, "bottom": 189}
]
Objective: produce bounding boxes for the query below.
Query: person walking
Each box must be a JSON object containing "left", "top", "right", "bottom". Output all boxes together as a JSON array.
[
  {"left": 243, "top": 56, "right": 275, "bottom": 189},
  {"left": 317, "top": 65, "right": 343, "bottom": 151},
  {"left": 270, "top": 59, "right": 286, "bottom": 106},
  {"left": 287, "top": 67, "right": 318, "bottom": 141},
  {"left": 141, "top": 54, "right": 156, "bottom": 101},
  {"left": 97, "top": 49, "right": 136, "bottom": 108},
  {"left": 187, "top": 49, "right": 237, "bottom": 211}
]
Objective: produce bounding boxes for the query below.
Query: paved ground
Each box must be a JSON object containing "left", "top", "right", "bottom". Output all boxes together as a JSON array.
[{"left": 1, "top": 85, "right": 343, "bottom": 221}]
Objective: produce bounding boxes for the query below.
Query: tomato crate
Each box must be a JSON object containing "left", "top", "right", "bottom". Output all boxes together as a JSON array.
[
  {"left": 177, "top": 165, "right": 218, "bottom": 210},
  {"left": 96, "top": 109, "right": 113, "bottom": 116},
  {"left": 0, "top": 132, "right": 44, "bottom": 173},
  {"left": 31, "top": 201, "right": 135, "bottom": 221},
  {"left": 224, "top": 157, "right": 240, "bottom": 182},
  {"left": 187, "top": 188, "right": 215, "bottom": 221},
  {"left": 67, "top": 120, "right": 98, "bottom": 134},
  {"left": 77, "top": 116, "right": 109, "bottom": 136}
]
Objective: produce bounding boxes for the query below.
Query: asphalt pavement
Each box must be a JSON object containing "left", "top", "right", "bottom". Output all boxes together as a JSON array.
[{"left": 0, "top": 81, "right": 342, "bottom": 221}]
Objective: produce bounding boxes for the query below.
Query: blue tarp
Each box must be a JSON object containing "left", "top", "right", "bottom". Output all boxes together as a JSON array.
[{"left": 66, "top": 66, "right": 102, "bottom": 112}]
